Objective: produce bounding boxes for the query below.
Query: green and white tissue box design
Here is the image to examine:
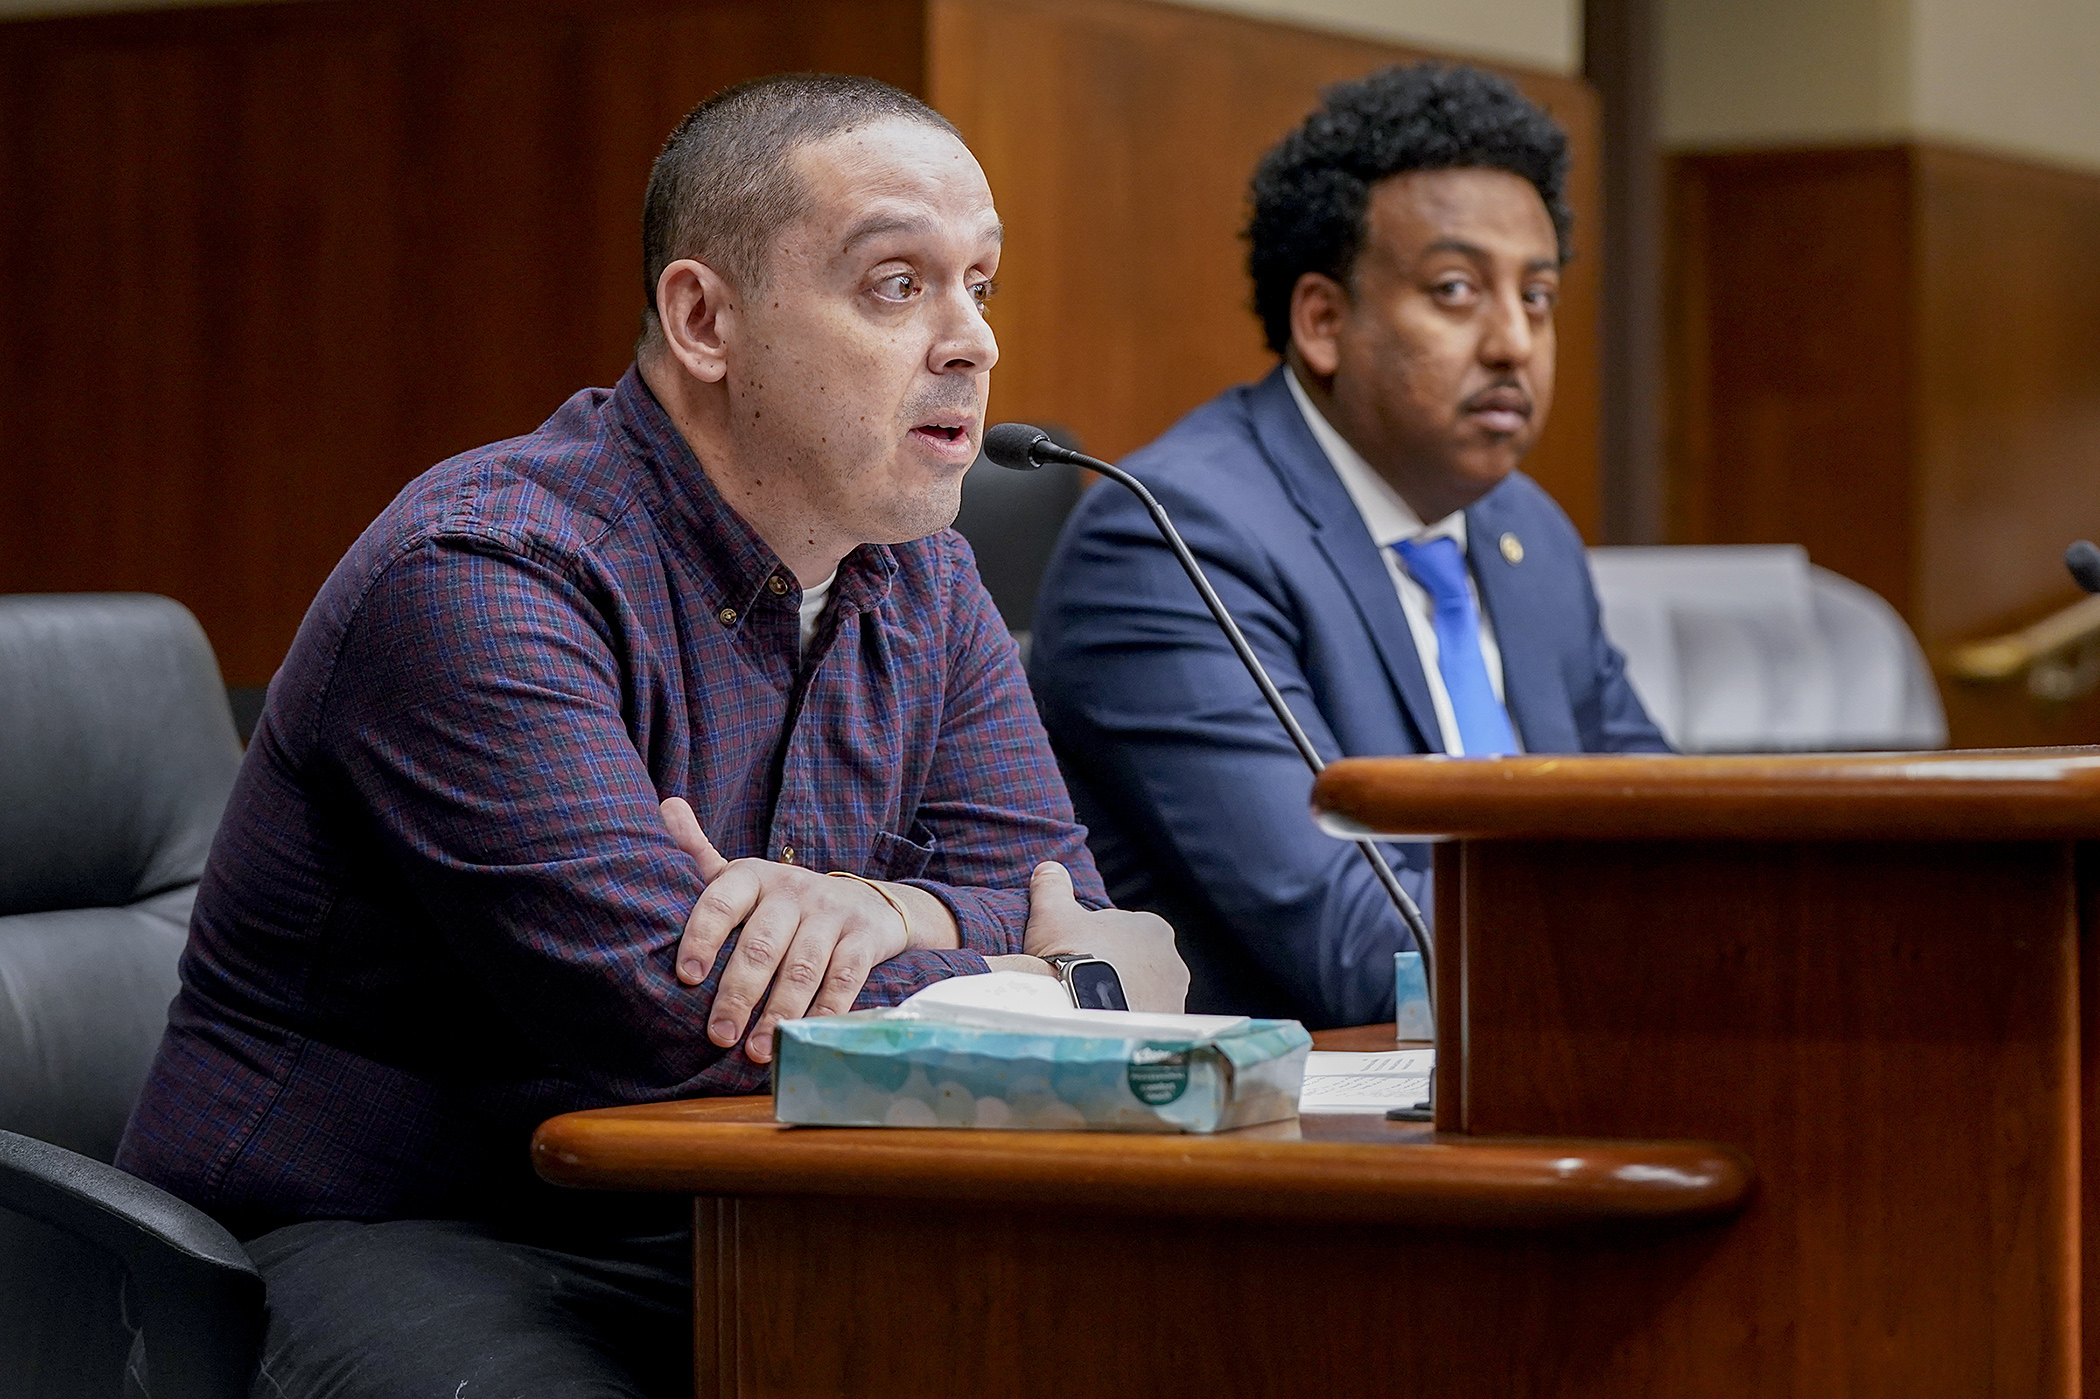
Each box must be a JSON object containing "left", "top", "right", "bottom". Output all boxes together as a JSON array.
[{"left": 774, "top": 1010, "right": 1312, "bottom": 1134}]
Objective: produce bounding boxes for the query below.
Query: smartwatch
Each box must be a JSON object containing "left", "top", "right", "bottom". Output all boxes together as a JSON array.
[{"left": 1040, "top": 953, "right": 1129, "bottom": 1011}]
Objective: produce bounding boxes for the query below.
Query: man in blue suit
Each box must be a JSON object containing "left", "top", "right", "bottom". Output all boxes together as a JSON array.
[{"left": 1029, "top": 65, "right": 1670, "bottom": 1029}]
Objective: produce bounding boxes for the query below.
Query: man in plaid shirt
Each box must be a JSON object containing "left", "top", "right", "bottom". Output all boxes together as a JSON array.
[{"left": 118, "top": 74, "right": 1185, "bottom": 1399}]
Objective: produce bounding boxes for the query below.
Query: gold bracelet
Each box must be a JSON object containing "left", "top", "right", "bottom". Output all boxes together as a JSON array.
[{"left": 827, "top": 871, "right": 913, "bottom": 945}]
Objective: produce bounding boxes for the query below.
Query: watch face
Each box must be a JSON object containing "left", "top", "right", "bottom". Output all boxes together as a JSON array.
[{"left": 1067, "top": 960, "right": 1129, "bottom": 1011}]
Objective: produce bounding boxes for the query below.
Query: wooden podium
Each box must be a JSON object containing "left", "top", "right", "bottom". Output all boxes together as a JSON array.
[
  {"left": 534, "top": 749, "right": 2100, "bottom": 1396},
  {"left": 1312, "top": 749, "right": 2100, "bottom": 1395}
]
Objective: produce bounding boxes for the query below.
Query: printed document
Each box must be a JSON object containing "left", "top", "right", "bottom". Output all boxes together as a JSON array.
[{"left": 1297, "top": 1049, "right": 1433, "bottom": 1114}]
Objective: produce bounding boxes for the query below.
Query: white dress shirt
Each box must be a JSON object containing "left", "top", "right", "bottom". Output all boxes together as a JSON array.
[{"left": 1284, "top": 367, "right": 1517, "bottom": 755}]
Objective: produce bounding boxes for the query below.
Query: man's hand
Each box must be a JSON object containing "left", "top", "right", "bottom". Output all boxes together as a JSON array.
[
  {"left": 661, "top": 798, "right": 932, "bottom": 1063},
  {"left": 1016, "top": 862, "right": 1190, "bottom": 1013}
]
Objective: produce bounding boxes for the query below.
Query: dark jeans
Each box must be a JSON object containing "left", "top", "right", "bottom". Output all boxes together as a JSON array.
[{"left": 206, "top": 1204, "right": 692, "bottom": 1399}]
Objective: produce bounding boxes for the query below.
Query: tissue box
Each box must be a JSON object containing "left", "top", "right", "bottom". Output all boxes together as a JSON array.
[
  {"left": 774, "top": 1011, "right": 1312, "bottom": 1133},
  {"left": 1394, "top": 951, "right": 1434, "bottom": 1040}
]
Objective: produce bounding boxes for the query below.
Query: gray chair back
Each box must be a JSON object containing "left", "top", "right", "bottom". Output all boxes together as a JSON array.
[
  {"left": 1587, "top": 546, "right": 1948, "bottom": 752},
  {"left": 0, "top": 594, "right": 241, "bottom": 1396}
]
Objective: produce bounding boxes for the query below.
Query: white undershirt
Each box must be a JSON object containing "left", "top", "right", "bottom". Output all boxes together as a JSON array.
[
  {"left": 1284, "top": 368, "right": 1516, "bottom": 755},
  {"left": 797, "top": 569, "right": 837, "bottom": 658}
]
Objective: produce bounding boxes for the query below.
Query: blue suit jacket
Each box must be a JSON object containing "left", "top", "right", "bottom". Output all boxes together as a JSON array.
[{"left": 1029, "top": 367, "right": 1669, "bottom": 1029}]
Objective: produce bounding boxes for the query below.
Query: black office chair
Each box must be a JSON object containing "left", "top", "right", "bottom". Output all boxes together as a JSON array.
[
  {"left": 952, "top": 424, "right": 1086, "bottom": 644},
  {"left": 0, "top": 1130, "right": 262, "bottom": 1399},
  {"left": 0, "top": 593, "right": 262, "bottom": 1398}
]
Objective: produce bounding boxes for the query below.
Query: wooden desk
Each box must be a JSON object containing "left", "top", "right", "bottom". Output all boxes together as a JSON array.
[
  {"left": 534, "top": 1024, "right": 1746, "bottom": 1398},
  {"left": 537, "top": 750, "right": 2099, "bottom": 1395}
]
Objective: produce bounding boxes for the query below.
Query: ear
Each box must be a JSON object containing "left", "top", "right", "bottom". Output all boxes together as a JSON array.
[
  {"left": 1288, "top": 271, "right": 1350, "bottom": 379},
  {"left": 654, "top": 258, "right": 736, "bottom": 384}
]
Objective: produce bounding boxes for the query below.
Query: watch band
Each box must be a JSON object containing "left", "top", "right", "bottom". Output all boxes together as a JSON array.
[
  {"left": 1041, "top": 952, "right": 1090, "bottom": 1007},
  {"left": 1038, "top": 952, "right": 1128, "bottom": 1011}
]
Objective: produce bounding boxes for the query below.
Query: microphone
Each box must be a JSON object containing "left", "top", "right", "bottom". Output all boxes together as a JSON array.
[
  {"left": 988, "top": 423, "right": 1439, "bottom": 1119},
  {"left": 2068, "top": 541, "right": 2100, "bottom": 595}
]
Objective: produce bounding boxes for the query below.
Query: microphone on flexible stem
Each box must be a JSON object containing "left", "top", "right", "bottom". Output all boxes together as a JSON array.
[
  {"left": 986, "top": 421, "right": 1439, "bottom": 1122},
  {"left": 2067, "top": 541, "right": 2100, "bottom": 595}
]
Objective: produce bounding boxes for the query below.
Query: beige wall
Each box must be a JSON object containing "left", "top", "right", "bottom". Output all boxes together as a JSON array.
[
  {"left": 1155, "top": 0, "right": 1581, "bottom": 74},
  {"left": 1659, "top": 0, "right": 1911, "bottom": 148},
  {"left": 1661, "top": 0, "right": 2100, "bottom": 172},
  {"left": 1911, "top": 0, "right": 2100, "bottom": 170}
]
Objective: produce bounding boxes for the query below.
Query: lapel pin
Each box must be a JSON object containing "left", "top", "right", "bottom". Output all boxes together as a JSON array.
[{"left": 1499, "top": 532, "right": 1524, "bottom": 565}]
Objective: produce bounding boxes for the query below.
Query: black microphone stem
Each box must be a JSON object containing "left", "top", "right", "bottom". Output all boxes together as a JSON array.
[{"left": 1035, "top": 443, "right": 1436, "bottom": 996}]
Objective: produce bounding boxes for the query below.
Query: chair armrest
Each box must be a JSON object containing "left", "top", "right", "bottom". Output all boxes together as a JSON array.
[{"left": 0, "top": 1128, "right": 262, "bottom": 1399}]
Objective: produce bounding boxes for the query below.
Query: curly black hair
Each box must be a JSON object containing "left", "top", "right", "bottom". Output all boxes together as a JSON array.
[{"left": 1245, "top": 64, "right": 1573, "bottom": 355}]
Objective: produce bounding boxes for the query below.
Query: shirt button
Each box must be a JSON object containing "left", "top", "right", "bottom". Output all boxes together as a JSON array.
[
  {"left": 768, "top": 576, "right": 789, "bottom": 595},
  {"left": 718, "top": 607, "right": 738, "bottom": 625},
  {"left": 779, "top": 845, "right": 796, "bottom": 865}
]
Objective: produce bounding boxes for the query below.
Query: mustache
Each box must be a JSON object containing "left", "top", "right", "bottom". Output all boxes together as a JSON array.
[
  {"left": 1460, "top": 378, "right": 1533, "bottom": 415},
  {"left": 901, "top": 385, "right": 984, "bottom": 427}
]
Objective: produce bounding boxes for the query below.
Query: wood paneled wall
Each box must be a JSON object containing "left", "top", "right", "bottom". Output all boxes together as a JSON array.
[
  {"left": 2, "top": 0, "right": 1600, "bottom": 684},
  {"left": 1913, "top": 147, "right": 2100, "bottom": 643},
  {"left": 934, "top": 0, "right": 1601, "bottom": 537},
  {"left": 1669, "top": 143, "right": 2100, "bottom": 746},
  {"left": 0, "top": 0, "right": 923, "bottom": 685},
  {"left": 1668, "top": 149, "right": 1918, "bottom": 612}
]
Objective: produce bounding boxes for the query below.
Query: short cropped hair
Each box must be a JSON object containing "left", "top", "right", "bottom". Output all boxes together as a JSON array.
[
  {"left": 1245, "top": 63, "right": 1574, "bottom": 355},
  {"left": 639, "top": 72, "right": 961, "bottom": 351}
]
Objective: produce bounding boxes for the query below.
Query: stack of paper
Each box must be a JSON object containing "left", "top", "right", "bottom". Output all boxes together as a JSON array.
[{"left": 1296, "top": 1049, "right": 1433, "bottom": 1114}]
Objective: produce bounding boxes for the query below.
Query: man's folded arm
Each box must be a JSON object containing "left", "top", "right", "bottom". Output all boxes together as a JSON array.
[
  {"left": 316, "top": 538, "right": 982, "bottom": 1099},
  {"left": 1035, "top": 483, "right": 1419, "bottom": 1028}
]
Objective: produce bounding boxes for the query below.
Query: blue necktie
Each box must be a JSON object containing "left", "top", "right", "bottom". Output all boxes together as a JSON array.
[{"left": 1391, "top": 536, "right": 1517, "bottom": 756}]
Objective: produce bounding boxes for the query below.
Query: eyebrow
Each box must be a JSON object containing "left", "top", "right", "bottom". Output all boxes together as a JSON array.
[
  {"left": 841, "top": 213, "right": 1004, "bottom": 253},
  {"left": 1418, "top": 238, "right": 1560, "bottom": 274}
]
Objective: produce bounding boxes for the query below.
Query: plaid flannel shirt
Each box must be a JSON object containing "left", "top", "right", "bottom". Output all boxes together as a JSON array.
[{"left": 117, "top": 367, "right": 1105, "bottom": 1231}]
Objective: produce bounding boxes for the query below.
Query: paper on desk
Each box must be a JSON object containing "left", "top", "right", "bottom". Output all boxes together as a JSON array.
[
  {"left": 893, "top": 971, "right": 1253, "bottom": 1042},
  {"left": 1297, "top": 1049, "right": 1434, "bottom": 1114}
]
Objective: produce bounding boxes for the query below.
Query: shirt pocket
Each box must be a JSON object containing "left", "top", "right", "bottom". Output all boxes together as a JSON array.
[{"left": 869, "top": 824, "right": 938, "bottom": 882}]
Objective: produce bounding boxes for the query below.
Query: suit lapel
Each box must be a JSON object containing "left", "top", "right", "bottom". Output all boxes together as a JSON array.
[
  {"left": 1465, "top": 486, "right": 1567, "bottom": 752},
  {"left": 1246, "top": 368, "right": 1445, "bottom": 753}
]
